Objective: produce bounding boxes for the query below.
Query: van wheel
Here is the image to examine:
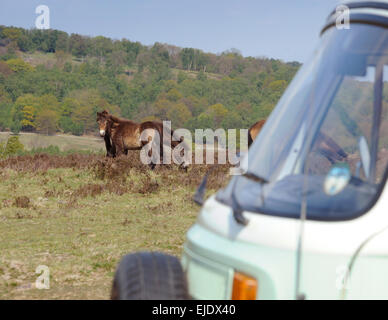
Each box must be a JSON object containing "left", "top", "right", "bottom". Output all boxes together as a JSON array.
[{"left": 111, "top": 251, "right": 189, "bottom": 300}]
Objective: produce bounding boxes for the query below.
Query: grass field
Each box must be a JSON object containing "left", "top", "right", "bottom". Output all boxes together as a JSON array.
[
  {"left": 0, "top": 132, "right": 105, "bottom": 152},
  {"left": 0, "top": 151, "right": 231, "bottom": 299}
]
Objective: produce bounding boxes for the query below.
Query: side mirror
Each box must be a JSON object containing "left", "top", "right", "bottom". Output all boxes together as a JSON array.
[
  {"left": 193, "top": 174, "right": 208, "bottom": 206},
  {"left": 359, "top": 136, "right": 371, "bottom": 179},
  {"left": 192, "top": 167, "right": 216, "bottom": 206}
]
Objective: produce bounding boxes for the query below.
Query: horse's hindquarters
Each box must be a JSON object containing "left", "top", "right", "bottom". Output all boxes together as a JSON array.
[{"left": 123, "top": 127, "right": 142, "bottom": 149}]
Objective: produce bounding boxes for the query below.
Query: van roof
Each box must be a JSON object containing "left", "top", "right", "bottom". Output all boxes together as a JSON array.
[{"left": 322, "top": 1, "right": 388, "bottom": 35}]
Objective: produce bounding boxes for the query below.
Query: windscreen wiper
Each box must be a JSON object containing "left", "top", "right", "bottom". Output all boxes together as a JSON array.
[
  {"left": 231, "top": 171, "right": 269, "bottom": 226},
  {"left": 193, "top": 168, "right": 269, "bottom": 226},
  {"left": 241, "top": 171, "right": 269, "bottom": 184}
]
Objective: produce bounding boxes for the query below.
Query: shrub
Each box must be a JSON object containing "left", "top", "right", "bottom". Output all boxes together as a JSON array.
[
  {"left": 5, "top": 58, "right": 34, "bottom": 73},
  {"left": 5, "top": 136, "right": 24, "bottom": 156},
  {"left": 0, "top": 141, "right": 5, "bottom": 159}
]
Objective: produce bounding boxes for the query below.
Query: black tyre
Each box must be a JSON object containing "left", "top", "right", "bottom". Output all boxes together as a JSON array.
[{"left": 111, "top": 251, "right": 189, "bottom": 300}]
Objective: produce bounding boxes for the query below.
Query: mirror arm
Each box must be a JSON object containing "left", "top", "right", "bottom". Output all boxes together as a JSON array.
[
  {"left": 355, "top": 161, "right": 361, "bottom": 178},
  {"left": 193, "top": 174, "right": 208, "bottom": 206},
  {"left": 370, "top": 64, "right": 383, "bottom": 182},
  {"left": 193, "top": 167, "right": 215, "bottom": 206}
]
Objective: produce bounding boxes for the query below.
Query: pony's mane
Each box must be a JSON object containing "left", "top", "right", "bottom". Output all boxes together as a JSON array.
[{"left": 108, "top": 114, "right": 136, "bottom": 124}]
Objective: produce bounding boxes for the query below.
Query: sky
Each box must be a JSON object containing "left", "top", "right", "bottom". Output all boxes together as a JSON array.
[{"left": 0, "top": 0, "right": 342, "bottom": 63}]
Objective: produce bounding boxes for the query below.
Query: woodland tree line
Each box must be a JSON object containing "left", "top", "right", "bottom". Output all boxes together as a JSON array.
[{"left": 0, "top": 26, "right": 300, "bottom": 136}]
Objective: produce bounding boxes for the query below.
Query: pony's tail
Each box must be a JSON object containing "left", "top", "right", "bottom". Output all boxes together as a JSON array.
[{"left": 171, "top": 129, "right": 184, "bottom": 144}]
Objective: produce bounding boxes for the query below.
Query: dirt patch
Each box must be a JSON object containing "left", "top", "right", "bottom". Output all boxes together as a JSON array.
[
  {"left": 14, "top": 196, "right": 30, "bottom": 208},
  {"left": 76, "top": 183, "right": 104, "bottom": 198}
]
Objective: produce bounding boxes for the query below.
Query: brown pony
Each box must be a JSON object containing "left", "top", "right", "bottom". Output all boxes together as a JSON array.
[
  {"left": 96, "top": 110, "right": 188, "bottom": 169},
  {"left": 248, "top": 119, "right": 347, "bottom": 164},
  {"left": 98, "top": 110, "right": 116, "bottom": 157},
  {"left": 248, "top": 119, "right": 266, "bottom": 147}
]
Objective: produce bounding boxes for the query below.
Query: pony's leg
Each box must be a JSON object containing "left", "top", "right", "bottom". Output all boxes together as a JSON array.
[
  {"left": 115, "top": 143, "right": 125, "bottom": 157},
  {"left": 107, "top": 147, "right": 115, "bottom": 157},
  {"left": 150, "top": 141, "right": 159, "bottom": 170},
  {"left": 111, "top": 142, "right": 116, "bottom": 158},
  {"left": 146, "top": 147, "right": 156, "bottom": 170},
  {"left": 170, "top": 138, "right": 189, "bottom": 170},
  {"left": 104, "top": 135, "right": 113, "bottom": 157},
  {"left": 159, "top": 139, "right": 164, "bottom": 165},
  {"left": 147, "top": 129, "right": 161, "bottom": 169},
  {"left": 149, "top": 137, "right": 162, "bottom": 170}
]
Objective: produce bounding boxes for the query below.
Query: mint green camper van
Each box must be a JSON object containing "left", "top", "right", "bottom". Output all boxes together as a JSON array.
[{"left": 112, "top": 1, "right": 388, "bottom": 300}]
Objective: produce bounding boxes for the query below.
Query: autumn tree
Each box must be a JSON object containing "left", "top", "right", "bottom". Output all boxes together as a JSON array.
[
  {"left": 36, "top": 109, "right": 58, "bottom": 135},
  {"left": 0, "top": 61, "right": 13, "bottom": 76},
  {"left": 166, "top": 102, "right": 191, "bottom": 128},
  {"left": 166, "top": 88, "right": 183, "bottom": 102},
  {"left": 20, "top": 105, "right": 36, "bottom": 131},
  {"left": 2, "top": 27, "right": 21, "bottom": 41},
  {"left": 207, "top": 103, "right": 228, "bottom": 128},
  {"left": 154, "top": 98, "right": 172, "bottom": 120},
  {"left": 236, "top": 102, "right": 254, "bottom": 126},
  {"left": 55, "top": 50, "right": 71, "bottom": 68},
  {"left": 5, "top": 58, "right": 34, "bottom": 73},
  {"left": 69, "top": 33, "right": 87, "bottom": 58}
]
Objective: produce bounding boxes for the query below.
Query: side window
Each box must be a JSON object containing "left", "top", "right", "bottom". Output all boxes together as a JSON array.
[
  {"left": 307, "top": 67, "right": 376, "bottom": 181},
  {"left": 307, "top": 65, "right": 388, "bottom": 184}
]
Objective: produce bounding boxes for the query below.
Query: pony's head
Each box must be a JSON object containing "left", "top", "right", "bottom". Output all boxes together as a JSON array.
[{"left": 96, "top": 110, "right": 110, "bottom": 137}]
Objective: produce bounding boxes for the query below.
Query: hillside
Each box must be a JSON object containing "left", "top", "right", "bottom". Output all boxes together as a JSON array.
[{"left": 0, "top": 26, "right": 301, "bottom": 137}]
